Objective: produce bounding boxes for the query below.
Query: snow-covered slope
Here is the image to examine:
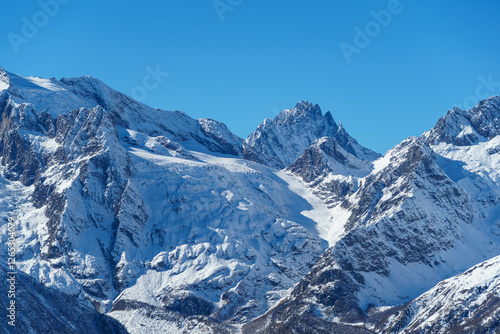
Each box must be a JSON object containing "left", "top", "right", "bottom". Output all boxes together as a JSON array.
[
  {"left": 287, "top": 136, "right": 373, "bottom": 214},
  {"left": 246, "top": 100, "right": 500, "bottom": 333},
  {"left": 425, "top": 96, "right": 500, "bottom": 146},
  {"left": 376, "top": 254, "right": 500, "bottom": 333},
  {"left": 245, "top": 101, "right": 380, "bottom": 169},
  {"left": 102, "top": 146, "right": 330, "bottom": 324},
  {"left": 0, "top": 66, "right": 244, "bottom": 157},
  {"left": 0, "top": 265, "right": 128, "bottom": 334},
  {"left": 0, "top": 67, "right": 343, "bottom": 332},
  {"left": 1, "top": 65, "right": 500, "bottom": 334}
]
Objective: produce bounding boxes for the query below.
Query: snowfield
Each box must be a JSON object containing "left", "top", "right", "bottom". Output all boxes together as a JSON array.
[{"left": 1, "top": 65, "right": 500, "bottom": 333}]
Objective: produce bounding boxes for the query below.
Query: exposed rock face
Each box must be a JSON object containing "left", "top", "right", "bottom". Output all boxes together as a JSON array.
[
  {"left": 287, "top": 136, "right": 373, "bottom": 208},
  {"left": 0, "top": 95, "right": 46, "bottom": 186},
  {"left": 0, "top": 68, "right": 331, "bottom": 332},
  {"left": 248, "top": 135, "right": 500, "bottom": 333},
  {"left": 246, "top": 254, "right": 500, "bottom": 334},
  {"left": 245, "top": 101, "right": 380, "bottom": 169},
  {"left": 58, "top": 76, "right": 247, "bottom": 156},
  {"left": 425, "top": 95, "right": 500, "bottom": 146},
  {"left": 198, "top": 118, "right": 244, "bottom": 156},
  {"left": 288, "top": 137, "right": 357, "bottom": 183},
  {"left": 1, "top": 65, "right": 500, "bottom": 333},
  {"left": 373, "top": 254, "right": 500, "bottom": 333},
  {"left": 0, "top": 266, "right": 128, "bottom": 334}
]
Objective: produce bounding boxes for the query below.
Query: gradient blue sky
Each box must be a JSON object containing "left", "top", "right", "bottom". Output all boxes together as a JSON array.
[{"left": 1, "top": 0, "right": 500, "bottom": 153}]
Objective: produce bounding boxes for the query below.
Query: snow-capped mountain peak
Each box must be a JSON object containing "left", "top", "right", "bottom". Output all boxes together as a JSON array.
[
  {"left": 2, "top": 65, "right": 500, "bottom": 333},
  {"left": 274, "top": 100, "right": 323, "bottom": 123},
  {"left": 0, "top": 66, "right": 245, "bottom": 156},
  {"left": 244, "top": 101, "right": 380, "bottom": 169},
  {"left": 425, "top": 95, "right": 500, "bottom": 146}
]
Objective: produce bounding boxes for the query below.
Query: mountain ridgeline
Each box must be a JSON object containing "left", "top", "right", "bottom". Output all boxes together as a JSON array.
[{"left": 0, "top": 65, "right": 499, "bottom": 333}]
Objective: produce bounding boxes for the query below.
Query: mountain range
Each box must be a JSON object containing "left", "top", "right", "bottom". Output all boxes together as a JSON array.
[{"left": 0, "top": 66, "right": 499, "bottom": 333}]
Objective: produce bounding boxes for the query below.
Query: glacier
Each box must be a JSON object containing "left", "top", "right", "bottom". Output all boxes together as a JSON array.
[{"left": 1, "top": 65, "right": 500, "bottom": 333}]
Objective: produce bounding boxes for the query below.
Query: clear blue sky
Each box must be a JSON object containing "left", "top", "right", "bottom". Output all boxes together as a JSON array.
[{"left": 1, "top": 0, "right": 500, "bottom": 154}]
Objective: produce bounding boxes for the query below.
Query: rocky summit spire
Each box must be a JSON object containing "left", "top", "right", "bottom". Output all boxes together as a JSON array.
[{"left": 245, "top": 101, "right": 379, "bottom": 169}]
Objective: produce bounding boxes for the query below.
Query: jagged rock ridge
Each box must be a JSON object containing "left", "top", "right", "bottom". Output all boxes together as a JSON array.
[
  {"left": 0, "top": 65, "right": 499, "bottom": 333},
  {"left": 245, "top": 100, "right": 380, "bottom": 169}
]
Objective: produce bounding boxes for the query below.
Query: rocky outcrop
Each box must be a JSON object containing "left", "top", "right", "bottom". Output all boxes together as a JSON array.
[
  {"left": 0, "top": 266, "right": 128, "bottom": 334},
  {"left": 247, "top": 136, "right": 497, "bottom": 333},
  {"left": 245, "top": 101, "right": 380, "bottom": 169},
  {"left": 1, "top": 66, "right": 500, "bottom": 333},
  {"left": 425, "top": 95, "right": 500, "bottom": 146}
]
